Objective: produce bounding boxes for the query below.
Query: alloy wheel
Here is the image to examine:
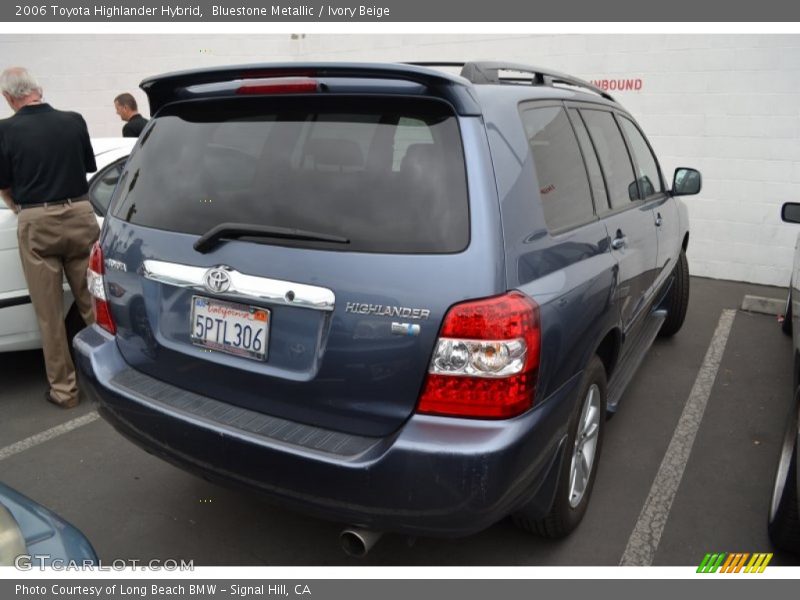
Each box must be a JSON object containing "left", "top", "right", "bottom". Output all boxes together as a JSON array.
[{"left": 569, "top": 383, "right": 601, "bottom": 508}]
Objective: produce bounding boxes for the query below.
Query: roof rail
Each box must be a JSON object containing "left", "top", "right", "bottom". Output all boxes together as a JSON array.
[
  {"left": 409, "top": 61, "right": 614, "bottom": 101},
  {"left": 140, "top": 62, "right": 483, "bottom": 115}
]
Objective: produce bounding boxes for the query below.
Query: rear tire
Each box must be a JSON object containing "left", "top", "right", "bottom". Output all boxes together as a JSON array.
[
  {"left": 513, "top": 356, "right": 607, "bottom": 538},
  {"left": 768, "top": 393, "right": 800, "bottom": 554},
  {"left": 659, "top": 250, "right": 690, "bottom": 338}
]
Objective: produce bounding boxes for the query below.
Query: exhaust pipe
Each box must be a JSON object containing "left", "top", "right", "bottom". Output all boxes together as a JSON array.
[{"left": 340, "top": 527, "right": 383, "bottom": 557}]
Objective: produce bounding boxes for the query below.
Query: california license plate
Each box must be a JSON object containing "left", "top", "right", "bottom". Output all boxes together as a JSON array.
[{"left": 190, "top": 296, "right": 269, "bottom": 361}]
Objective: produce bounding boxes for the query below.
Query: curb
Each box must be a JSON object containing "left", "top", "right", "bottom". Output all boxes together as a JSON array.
[{"left": 740, "top": 295, "right": 785, "bottom": 316}]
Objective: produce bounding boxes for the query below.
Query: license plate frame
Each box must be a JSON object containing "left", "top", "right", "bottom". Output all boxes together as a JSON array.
[{"left": 190, "top": 295, "right": 270, "bottom": 362}]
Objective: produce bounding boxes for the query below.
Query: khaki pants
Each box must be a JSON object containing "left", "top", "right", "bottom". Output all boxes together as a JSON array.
[{"left": 17, "top": 198, "right": 100, "bottom": 404}]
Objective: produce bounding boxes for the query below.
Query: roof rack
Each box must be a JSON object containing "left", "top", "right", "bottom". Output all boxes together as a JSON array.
[{"left": 409, "top": 61, "right": 614, "bottom": 101}]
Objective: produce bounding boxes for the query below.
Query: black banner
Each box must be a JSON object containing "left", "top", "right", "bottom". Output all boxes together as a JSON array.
[
  {"left": 4, "top": 579, "right": 800, "bottom": 600},
  {"left": 2, "top": 0, "right": 800, "bottom": 22}
]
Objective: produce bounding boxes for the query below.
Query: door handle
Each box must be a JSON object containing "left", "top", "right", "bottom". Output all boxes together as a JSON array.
[
  {"left": 655, "top": 213, "right": 663, "bottom": 227},
  {"left": 611, "top": 233, "right": 627, "bottom": 250}
]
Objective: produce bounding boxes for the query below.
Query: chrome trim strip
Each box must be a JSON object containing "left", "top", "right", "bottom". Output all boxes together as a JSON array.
[{"left": 142, "top": 260, "right": 335, "bottom": 312}]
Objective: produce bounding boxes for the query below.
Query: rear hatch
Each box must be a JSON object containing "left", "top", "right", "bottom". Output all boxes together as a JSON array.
[{"left": 101, "top": 78, "right": 503, "bottom": 437}]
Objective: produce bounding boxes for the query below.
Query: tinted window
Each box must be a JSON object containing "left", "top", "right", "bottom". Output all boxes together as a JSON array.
[
  {"left": 521, "top": 106, "right": 594, "bottom": 232},
  {"left": 111, "top": 97, "right": 469, "bottom": 254},
  {"left": 619, "top": 116, "right": 663, "bottom": 199},
  {"left": 568, "top": 108, "right": 610, "bottom": 214},
  {"left": 580, "top": 110, "right": 638, "bottom": 210}
]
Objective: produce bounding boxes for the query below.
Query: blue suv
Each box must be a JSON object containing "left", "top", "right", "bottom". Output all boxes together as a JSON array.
[{"left": 75, "top": 62, "right": 701, "bottom": 551}]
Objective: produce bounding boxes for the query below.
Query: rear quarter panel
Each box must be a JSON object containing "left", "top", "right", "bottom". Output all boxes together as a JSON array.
[{"left": 480, "top": 90, "right": 619, "bottom": 403}]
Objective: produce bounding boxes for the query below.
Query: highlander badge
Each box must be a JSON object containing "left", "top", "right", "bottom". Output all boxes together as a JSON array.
[{"left": 346, "top": 302, "right": 430, "bottom": 320}]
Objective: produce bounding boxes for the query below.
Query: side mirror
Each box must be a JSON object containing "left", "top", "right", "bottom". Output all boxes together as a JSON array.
[
  {"left": 672, "top": 168, "right": 702, "bottom": 196},
  {"left": 782, "top": 203, "right": 800, "bottom": 224}
]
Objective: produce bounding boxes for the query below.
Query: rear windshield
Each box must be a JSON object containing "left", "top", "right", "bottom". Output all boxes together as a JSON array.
[{"left": 111, "top": 96, "right": 469, "bottom": 254}]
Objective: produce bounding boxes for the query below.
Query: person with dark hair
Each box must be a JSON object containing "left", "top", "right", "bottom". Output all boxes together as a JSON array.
[
  {"left": 114, "top": 92, "right": 148, "bottom": 138},
  {"left": 0, "top": 67, "right": 98, "bottom": 408}
]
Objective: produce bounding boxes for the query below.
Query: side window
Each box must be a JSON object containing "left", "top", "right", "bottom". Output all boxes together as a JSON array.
[
  {"left": 580, "top": 109, "right": 638, "bottom": 210},
  {"left": 88, "top": 158, "right": 126, "bottom": 216},
  {"left": 568, "top": 108, "right": 610, "bottom": 214},
  {"left": 521, "top": 105, "right": 594, "bottom": 232},
  {"left": 618, "top": 116, "right": 664, "bottom": 199}
]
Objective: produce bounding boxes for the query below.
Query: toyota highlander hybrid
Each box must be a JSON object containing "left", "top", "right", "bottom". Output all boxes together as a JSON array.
[{"left": 74, "top": 62, "right": 701, "bottom": 551}]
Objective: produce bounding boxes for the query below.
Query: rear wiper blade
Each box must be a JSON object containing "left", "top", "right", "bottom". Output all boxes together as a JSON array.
[{"left": 194, "top": 222, "right": 350, "bottom": 253}]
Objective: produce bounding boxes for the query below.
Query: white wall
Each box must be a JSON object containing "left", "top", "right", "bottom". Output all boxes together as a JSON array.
[{"left": 1, "top": 34, "right": 798, "bottom": 286}]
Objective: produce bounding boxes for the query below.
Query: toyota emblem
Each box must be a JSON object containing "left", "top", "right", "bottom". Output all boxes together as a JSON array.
[{"left": 203, "top": 268, "right": 232, "bottom": 293}]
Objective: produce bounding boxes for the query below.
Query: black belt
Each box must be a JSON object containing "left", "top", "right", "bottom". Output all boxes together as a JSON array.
[{"left": 18, "top": 197, "right": 89, "bottom": 210}]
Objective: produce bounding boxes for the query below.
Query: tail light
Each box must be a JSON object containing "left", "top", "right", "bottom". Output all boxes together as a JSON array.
[
  {"left": 87, "top": 242, "right": 116, "bottom": 335},
  {"left": 417, "top": 292, "right": 540, "bottom": 419},
  {"left": 236, "top": 77, "right": 319, "bottom": 95}
]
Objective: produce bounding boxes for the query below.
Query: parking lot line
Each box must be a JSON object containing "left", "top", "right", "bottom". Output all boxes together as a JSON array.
[
  {"left": 619, "top": 308, "right": 737, "bottom": 566},
  {"left": 0, "top": 411, "right": 99, "bottom": 462}
]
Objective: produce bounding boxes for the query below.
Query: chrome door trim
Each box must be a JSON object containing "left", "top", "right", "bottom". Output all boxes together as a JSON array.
[{"left": 142, "top": 260, "right": 335, "bottom": 312}]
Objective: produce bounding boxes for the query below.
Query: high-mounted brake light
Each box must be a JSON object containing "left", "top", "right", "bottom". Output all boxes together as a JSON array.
[
  {"left": 240, "top": 69, "right": 317, "bottom": 79},
  {"left": 236, "top": 77, "right": 319, "bottom": 95},
  {"left": 87, "top": 242, "right": 116, "bottom": 335},
  {"left": 417, "top": 291, "right": 540, "bottom": 419}
]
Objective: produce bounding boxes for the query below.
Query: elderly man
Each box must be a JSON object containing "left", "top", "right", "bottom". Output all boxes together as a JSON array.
[
  {"left": 113, "top": 92, "right": 148, "bottom": 138},
  {"left": 0, "top": 67, "right": 98, "bottom": 408}
]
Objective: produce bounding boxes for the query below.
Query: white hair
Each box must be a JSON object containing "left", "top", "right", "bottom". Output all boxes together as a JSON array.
[{"left": 0, "top": 67, "right": 42, "bottom": 100}]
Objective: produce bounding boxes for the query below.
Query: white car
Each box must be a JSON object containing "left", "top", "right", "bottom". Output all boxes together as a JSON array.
[{"left": 0, "top": 137, "right": 136, "bottom": 352}]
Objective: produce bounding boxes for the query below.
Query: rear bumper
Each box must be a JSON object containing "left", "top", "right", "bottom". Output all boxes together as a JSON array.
[{"left": 75, "top": 325, "right": 580, "bottom": 537}]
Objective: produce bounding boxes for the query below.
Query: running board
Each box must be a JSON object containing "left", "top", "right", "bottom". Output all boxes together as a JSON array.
[{"left": 606, "top": 309, "right": 667, "bottom": 413}]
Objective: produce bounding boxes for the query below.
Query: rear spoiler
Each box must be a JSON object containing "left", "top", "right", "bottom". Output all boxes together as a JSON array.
[{"left": 140, "top": 62, "right": 483, "bottom": 116}]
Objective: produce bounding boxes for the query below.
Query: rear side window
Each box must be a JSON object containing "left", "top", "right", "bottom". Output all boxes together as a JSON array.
[
  {"left": 111, "top": 97, "right": 469, "bottom": 254},
  {"left": 580, "top": 110, "right": 638, "bottom": 210},
  {"left": 521, "top": 105, "right": 594, "bottom": 232},
  {"left": 568, "top": 108, "right": 610, "bottom": 214},
  {"left": 618, "top": 116, "right": 664, "bottom": 199}
]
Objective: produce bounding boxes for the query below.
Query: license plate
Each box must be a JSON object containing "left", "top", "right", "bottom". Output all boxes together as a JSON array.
[{"left": 190, "top": 296, "right": 269, "bottom": 361}]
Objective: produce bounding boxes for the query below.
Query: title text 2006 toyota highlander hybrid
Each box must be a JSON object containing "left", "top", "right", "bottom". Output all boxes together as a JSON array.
[{"left": 75, "top": 62, "right": 701, "bottom": 552}]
